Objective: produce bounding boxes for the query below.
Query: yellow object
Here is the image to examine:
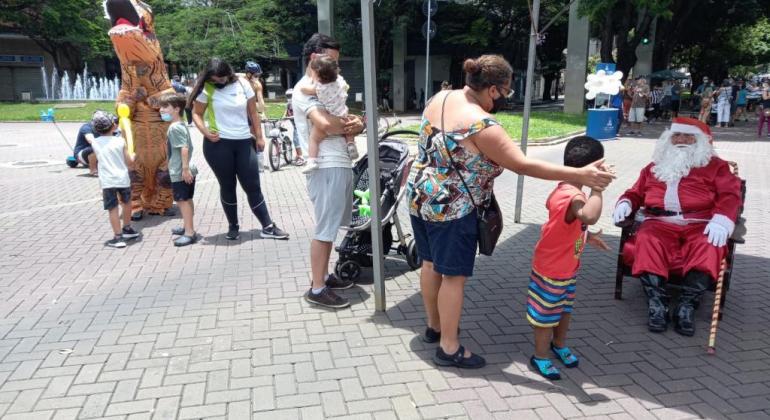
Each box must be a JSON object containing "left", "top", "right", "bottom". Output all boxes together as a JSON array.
[{"left": 117, "top": 104, "right": 135, "bottom": 155}]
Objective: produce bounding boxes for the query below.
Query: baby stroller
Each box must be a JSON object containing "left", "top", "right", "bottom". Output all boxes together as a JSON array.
[{"left": 334, "top": 130, "right": 421, "bottom": 282}]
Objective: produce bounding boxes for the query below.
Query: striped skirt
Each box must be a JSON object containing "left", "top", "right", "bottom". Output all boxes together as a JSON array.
[{"left": 526, "top": 269, "right": 577, "bottom": 328}]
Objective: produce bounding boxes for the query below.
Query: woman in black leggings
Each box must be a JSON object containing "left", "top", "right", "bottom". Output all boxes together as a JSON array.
[{"left": 189, "top": 58, "right": 289, "bottom": 240}]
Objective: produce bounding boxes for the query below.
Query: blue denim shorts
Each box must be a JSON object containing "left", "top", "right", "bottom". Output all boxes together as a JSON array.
[{"left": 410, "top": 212, "right": 478, "bottom": 277}]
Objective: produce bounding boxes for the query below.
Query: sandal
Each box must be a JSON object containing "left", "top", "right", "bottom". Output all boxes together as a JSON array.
[
  {"left": 550, "top": 342, "right": 579, "bottom": 368},
  {"left": 530, "top": 356, "right": 561, "bottom": 380},
  {"left": 433, "top": 345, "right": 486, "bottom": 369}
]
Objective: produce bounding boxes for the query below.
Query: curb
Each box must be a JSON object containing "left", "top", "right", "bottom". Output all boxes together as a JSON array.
[{"left": 519, "top": 130, "right": 587, "bottom": 147}]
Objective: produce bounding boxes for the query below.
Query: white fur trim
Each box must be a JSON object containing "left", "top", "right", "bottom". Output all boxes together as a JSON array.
[
  {"left": 710, "top": 214, "right": 735, "bottom": 236},
  {"left": 670, "top": 123, "right": 704, "bottom": 135},
  {"left": 664, "top": 179, "right": 681, "bottom": 212}
]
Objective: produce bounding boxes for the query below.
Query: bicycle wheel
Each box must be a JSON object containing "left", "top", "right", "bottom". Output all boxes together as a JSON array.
[
  {"left": 268, "top": 138, "right": 282, "bottom": 171},
  {"left": 282, "top": 136, "right": 293, "bottom": 164}
]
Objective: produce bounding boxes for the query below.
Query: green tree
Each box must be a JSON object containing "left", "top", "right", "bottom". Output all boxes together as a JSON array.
[
  {"left": 579, "top": 0, "right": 672, "bottom": 80},
  {"left": 0, "top": 0, "right": 112, "bottom": 74},
  {"left": 149, "top": 0, "right": 284, "bottom": 72}
]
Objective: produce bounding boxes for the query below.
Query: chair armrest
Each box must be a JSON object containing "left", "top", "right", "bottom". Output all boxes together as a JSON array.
[{"left": 731, "top": 217, "right": 747, "bottom": 244}]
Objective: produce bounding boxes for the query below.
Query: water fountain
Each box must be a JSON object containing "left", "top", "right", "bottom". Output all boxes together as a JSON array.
[
  {"left": 39, "top": 66, "right": 120, "bottom": 101},
  {"left": 40, "top": 66, "right": 49, "bottom": 100}
]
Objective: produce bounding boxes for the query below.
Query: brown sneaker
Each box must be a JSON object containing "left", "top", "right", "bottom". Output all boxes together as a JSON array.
[{"left": 304, "top": 288, "right": 351, "bottom": 309}]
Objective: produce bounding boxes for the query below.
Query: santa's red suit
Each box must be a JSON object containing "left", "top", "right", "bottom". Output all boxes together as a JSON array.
[
  {"left": 619, "top": 157, "right": 741, "bottom": 280},
  {"left": 613, "top": 117, "right": 742, "bottom": 336}
]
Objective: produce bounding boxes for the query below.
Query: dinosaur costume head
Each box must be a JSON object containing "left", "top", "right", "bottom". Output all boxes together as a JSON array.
[{"left": 104, "top": 0, "right": 171, "bottom": 106}]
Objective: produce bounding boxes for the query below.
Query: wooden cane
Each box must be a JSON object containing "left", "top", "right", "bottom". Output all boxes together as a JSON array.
[{"left": 707, "top": 258, "right": 727, "bottom": 354}]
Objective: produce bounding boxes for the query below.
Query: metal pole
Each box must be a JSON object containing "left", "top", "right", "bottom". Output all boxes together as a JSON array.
[
  {"left": 514, "top": 0, "right": 540, "bottom": 223},
  {"left": 424, "top": 1, "right": 431, "bottom": 101},
  {"left": 361, "top": 0, "right": 386, "bottom": 311}
]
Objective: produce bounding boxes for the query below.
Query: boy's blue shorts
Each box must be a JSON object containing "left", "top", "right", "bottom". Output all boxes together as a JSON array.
[{"left": 410, "top": 212, "right": 478, "bottom": 277}]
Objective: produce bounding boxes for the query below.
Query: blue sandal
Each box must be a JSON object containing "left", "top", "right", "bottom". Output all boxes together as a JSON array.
[
  {"left": 550, "top": 342, "right": 579, "bottom": 368},
  {"left": 530, "top": 356, "right": 561, "bottom": 380}
]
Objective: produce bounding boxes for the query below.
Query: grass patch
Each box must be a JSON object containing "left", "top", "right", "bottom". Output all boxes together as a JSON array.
[
  {"left": 0, "top": 101, "right": 118, "bottom": 122},
  {"left": 0, "top": 101, "right": 289, "bottom": 122},
  {"left": 403, "top": 111, "right": 585, "bottom": 142}
]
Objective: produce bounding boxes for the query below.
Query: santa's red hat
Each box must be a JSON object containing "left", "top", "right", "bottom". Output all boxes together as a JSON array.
[{"left": 670, "top": 117, "right": 711, "bottom": 139}]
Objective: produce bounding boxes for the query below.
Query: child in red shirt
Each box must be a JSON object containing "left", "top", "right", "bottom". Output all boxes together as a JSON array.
[{"left": 528, "top": 136, "right": 611, "bottom": 380}]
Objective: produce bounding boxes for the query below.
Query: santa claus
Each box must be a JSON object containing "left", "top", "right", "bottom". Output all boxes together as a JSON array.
[{"left": 613, "top": 117, "right": 742, "bottom": 336}]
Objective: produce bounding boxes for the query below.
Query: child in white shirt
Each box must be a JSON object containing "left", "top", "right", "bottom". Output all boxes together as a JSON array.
[
  {"left": 300, "top": 55, "right": 358, "bottom": 173},
  {"left": 90, "top": 111, "right": 139, "bottom": 248}
]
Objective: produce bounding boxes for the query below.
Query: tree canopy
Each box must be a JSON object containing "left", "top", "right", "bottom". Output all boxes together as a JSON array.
[{"left": 0, "top": 0, "right": 112, "bottom": 73}]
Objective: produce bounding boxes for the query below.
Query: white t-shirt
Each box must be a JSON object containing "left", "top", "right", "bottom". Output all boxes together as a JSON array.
[
  {"left": 315, "top": 75, "right": 349, "bottom": 117},
  {"left": 195, "top": 79, "right": 255, "bottom": 139},
  {"left": 91, "top": 135, "right": 130, "bottom": 189},
  {"left": 292, "top": 75, "right": 350, "bottom": 169}
]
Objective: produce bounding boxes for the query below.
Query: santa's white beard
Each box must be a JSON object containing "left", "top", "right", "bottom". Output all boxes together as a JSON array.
[{"left": 651, "top": 131, "right": 713, "bottom": 183}]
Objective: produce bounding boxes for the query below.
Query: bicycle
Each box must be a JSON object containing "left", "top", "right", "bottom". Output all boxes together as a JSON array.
[
  {"left": 265, "top": 117, "right": 294, "bottom": 171},
  {"left": 361, "top": 112, "right": 402, "bottom": 136}
]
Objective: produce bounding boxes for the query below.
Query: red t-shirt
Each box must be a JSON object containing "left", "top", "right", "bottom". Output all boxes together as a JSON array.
[{"left": 532, "top": 183, "right": 587, "bottom": 279}]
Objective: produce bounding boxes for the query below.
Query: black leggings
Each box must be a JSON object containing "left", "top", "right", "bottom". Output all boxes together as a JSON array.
[{"left": 203, "top": 138, "right": 272, "bottom": 229}]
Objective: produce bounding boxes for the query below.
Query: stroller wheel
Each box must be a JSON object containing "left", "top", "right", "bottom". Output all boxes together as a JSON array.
[
  {"left": 406, "top": 239, "right": 422, "bottom": 270},
  {"left": 335, "top": 260, "right": 361, "bottom": 282}
]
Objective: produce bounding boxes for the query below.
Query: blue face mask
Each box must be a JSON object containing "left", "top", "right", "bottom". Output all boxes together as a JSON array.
[{"left": 160, "top": 112, "right": 173, "bottom": 122}]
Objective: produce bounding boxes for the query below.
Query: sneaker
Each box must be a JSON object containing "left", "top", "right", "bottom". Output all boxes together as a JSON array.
[
  {"left": 106, "top": 235, "right": 127, "bottom": 248},
  {"left": 121, "top": 226, "right": 140, "bottom": 240},
  {"left": 131, "top": 211, "right": 144, "bottom": 221},
  {"left": 226, "top": 225, "right": 240, "bottom": 240},
  {"left": 301, "top": 159, "right": 319, "bottom": 174},
  {"left": 293, "top": 157, "right": 306, "bottom": 166},
  {"left": 304, "top": 288, "right": 351, "bottom": 309},
  {"left": 325, "top": 273, "right": 354, "bottom": 290},
  {"left": 171, "top": 226, "right": 185, "bottom": 235},
  {"left": 174, "top": 233, "right": 201, "bottom": 247},
  {"left": 347, "top": 143, "right": 359, "bottom": 160},
  {"left": 261, "top": 223, "right": 289, "bottom": 239}
]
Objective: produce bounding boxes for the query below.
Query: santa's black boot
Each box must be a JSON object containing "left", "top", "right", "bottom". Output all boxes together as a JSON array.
[
  {"left": 674, "top": 270, "right": 711, "bottom": 336},
  {"left": 640, "top": 273, "right": 669, "bottom": 333}
]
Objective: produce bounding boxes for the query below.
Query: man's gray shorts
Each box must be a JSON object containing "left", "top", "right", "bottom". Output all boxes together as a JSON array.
[{"left": 307, "top": 167, "right": 353, "bottom": 242}]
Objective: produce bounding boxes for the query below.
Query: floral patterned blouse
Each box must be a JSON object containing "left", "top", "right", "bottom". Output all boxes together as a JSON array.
[{"left": 407, "top": 117, "right": 504, "bottom": 222}]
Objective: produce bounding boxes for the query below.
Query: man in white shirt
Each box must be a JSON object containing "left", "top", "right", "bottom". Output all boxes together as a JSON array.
[{"left": 293, "top": 33, "right": 364, "bottom": 309}]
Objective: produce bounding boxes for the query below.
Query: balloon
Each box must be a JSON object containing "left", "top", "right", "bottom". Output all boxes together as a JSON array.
[
  {"left": 117, "top": 104, "right": 135, "bottom": 155},
  {"left": 117, "top": 103, "right": 130, "bottom": 118}
]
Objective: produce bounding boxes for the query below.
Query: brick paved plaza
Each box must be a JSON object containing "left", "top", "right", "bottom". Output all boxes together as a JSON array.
[{"left": 0, "top": 119, "right": 768, "bottom": 420}]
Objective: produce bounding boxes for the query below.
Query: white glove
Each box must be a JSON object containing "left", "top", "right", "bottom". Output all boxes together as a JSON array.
[
  {"left": 703, "top": 214, "right": 735, "bottom": 247},
  {"left": 613, "top": 200, "right": 632, "bottom": 224}
]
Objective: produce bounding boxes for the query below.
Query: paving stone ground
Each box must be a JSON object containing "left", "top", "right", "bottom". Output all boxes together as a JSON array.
[{"left": 0, "top": 117, "right": 768, "bottom": 420}]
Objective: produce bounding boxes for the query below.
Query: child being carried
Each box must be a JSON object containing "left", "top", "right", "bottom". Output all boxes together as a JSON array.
[{"left": 300, "top": 55, "right": 358, "bottom": 173}]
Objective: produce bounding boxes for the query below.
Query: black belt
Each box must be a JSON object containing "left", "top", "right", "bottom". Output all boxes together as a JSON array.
[{"left": 646, "top": 207, "right": 684, "bottom": 217}]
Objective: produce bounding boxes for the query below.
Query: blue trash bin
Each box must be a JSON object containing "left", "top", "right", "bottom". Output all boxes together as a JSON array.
[{"left": 586, "top": 108, "right": 619, "bottom": 141}]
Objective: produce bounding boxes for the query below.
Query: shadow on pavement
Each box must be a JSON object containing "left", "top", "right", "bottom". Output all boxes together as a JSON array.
[{"left": 373, "top": 221, "right": 770, "bottom": 412}]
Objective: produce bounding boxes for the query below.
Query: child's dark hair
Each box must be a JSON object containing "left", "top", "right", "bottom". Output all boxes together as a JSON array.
[
  {"left": 159, "top": 92, "right": 187, "bottom": 118},
  {"left": 302, "top": 33, "right": 341, "bottom": 64},
  {"left": 563, "top": 136, "right": 604, "bottom": 168},
  {"left": 310, "top": 55, "right": 339, "bottom": 84}
]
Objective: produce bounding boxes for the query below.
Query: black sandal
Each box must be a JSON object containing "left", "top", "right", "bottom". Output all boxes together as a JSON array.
[{"left": 432, "top": 345, "right": 486, "bottom": 369}]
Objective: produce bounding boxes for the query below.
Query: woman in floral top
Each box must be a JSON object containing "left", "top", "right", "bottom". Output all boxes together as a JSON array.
[{"left": 407, "top": 55, "right": 615, "bottom": 369}]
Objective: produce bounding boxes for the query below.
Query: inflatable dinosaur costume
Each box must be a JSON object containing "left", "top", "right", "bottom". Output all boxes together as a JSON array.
[{"left": 105, "top": 0, "right": 174, "bottom": 218}]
